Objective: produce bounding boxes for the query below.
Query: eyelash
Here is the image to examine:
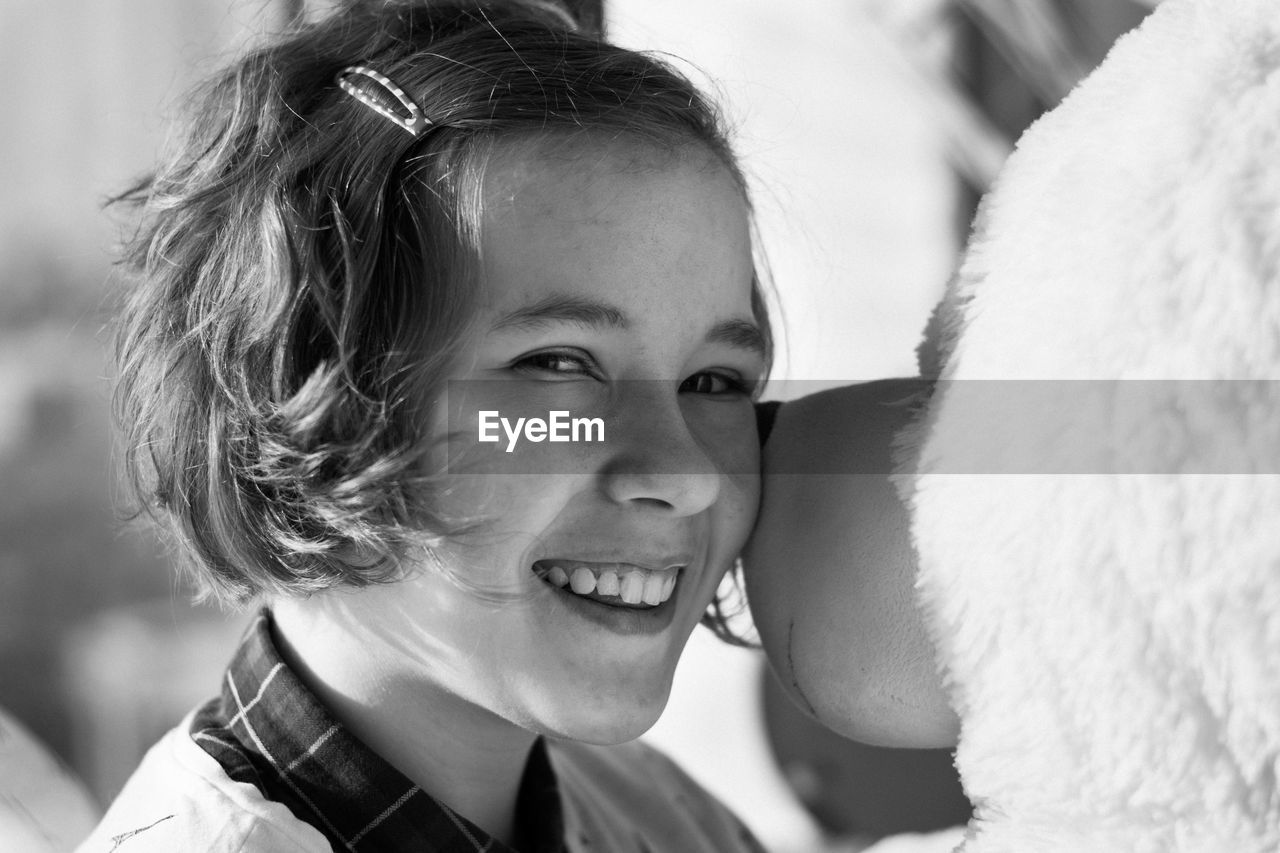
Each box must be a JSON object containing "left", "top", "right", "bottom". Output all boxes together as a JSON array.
[
  {"left": 513, "top": 349, "right": 601, "bottom": 379},
  {"left": 511, "top": 350, "right": 754, "bottom": 397},
  {"left": 679, "top": 372, "right": 754, "bottom": 397}
]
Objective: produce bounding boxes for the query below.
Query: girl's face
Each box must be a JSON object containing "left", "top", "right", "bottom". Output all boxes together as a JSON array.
[{"left": 369, "top": 141, "right": 765, "bottom": 744}]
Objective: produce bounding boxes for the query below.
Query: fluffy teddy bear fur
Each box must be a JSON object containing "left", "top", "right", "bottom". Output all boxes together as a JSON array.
[{"left": 902, "top": 0, "right": 1280, "bottom": 850}]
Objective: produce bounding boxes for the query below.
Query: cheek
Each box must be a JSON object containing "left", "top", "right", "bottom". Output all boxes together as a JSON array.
[
  {"left": 722, "top": 461, "right": 761, "bottom": 539},
  {"left": 441, "top": 380, "right": 610, "bottom": 477},
  {"left": 701, "top": 414, "right": 763, "bottom": 554},
  {"left": 430, "top": 382, "right": 587, "bottom": 522},
  {"left": 686, "top": 397, "right": 761, "bottom": 463},
  {"left": 431, "top": 474, "right": 577, "bottom": 570}
]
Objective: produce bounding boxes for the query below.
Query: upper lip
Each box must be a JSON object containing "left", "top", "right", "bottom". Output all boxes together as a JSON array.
[{"left": 533, "top": 555, "right": 691, "bottom": 573}]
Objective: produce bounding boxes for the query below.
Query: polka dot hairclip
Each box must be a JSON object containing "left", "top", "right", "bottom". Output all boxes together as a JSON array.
[{"left": 335, "top": 65, "right": 432, "bottom": 138}]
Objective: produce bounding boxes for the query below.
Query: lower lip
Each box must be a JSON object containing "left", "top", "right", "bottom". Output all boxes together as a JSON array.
[{"left": 540, "top": 574, "right": 683, "bottom": 636}]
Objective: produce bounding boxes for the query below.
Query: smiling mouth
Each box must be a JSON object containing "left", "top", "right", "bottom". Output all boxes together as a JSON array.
[{"left": 533, "top": 559, "right": 682, "bottom": 609}]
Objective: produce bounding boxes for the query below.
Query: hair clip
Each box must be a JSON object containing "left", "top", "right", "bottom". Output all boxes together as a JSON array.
[
  {"left": 522, "top": 0, "right": 581, "bottom": 31},
  {"left": 336, "top": 65, "right": 432, "bottom": 138}
]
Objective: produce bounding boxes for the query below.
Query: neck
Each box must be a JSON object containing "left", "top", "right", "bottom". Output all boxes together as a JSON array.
[{"left": 270, "top": 597, "right": 538, "bottom": 846}]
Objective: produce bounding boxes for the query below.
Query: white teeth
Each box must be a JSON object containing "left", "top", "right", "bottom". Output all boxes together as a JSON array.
[
  {"left": 540, "top": 562, "right": 681, "bottom": 607},
  {"left": 569, "top": 567, "right": 597, "bottom": 595},
  {"left": 596, "top": 570, "right": 620, "bottom": 596},
  {"left": 641, "top": 572, "right": 666, "bottom": 606},
  {"left": 619, "top": 572, "right": 646, "bottom": 605}
]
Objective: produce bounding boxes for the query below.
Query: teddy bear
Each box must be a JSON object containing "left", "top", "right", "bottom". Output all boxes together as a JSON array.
[
  {"left": 744, "top": 1, "right": 1279, "bottom": 850},
  {"left": 903, "top": 0, "right": 1280, "bottom": 848}
]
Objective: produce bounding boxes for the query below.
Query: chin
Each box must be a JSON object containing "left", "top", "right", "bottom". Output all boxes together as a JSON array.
[
  {"left": 534, "top": 681, "right": 673, "bottom": 745},
  {"left": 562, "top": 717, "right": 659, "bottom": 746}
]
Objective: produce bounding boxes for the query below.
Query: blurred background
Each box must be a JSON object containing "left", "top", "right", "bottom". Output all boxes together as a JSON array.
[{"left": 0, "top": 0, "right": 1151, "bottom": 850}]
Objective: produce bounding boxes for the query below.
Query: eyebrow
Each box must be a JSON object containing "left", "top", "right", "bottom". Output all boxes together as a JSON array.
[
  {"left": 491, "top": 294, "right": 767, "bottom": 358},
  {"left": 490, "top": 295, "right": 628, "bottom": 332},
  {"left": 705, "top": 318, "right": 768, "bottom": 359}
]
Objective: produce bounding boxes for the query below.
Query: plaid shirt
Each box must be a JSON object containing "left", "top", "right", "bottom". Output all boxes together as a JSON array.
[
  {"left": 189, "top": 612, "right": 568, "bottom": 853},
  {"left": 81, "top": 621, "right": 768, "bottom": 853}
]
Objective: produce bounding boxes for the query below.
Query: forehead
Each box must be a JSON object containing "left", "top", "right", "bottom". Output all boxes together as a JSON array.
[{"left": 476, "top": 137, "right": 754, "bottom": 318}]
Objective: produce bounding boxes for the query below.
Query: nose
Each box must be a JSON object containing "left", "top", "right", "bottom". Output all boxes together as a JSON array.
[{"left": 600, "top": 390, "right": 722, "bottom": 516}]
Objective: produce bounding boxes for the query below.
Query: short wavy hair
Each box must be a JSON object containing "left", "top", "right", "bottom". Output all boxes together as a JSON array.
[{"left": 112, "top": 0, "right": 772, "bottom": 613}]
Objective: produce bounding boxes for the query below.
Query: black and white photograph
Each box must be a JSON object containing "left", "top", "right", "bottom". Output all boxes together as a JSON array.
[{"left": 2, "top": 1, "right": 1277, "bottom": 851}]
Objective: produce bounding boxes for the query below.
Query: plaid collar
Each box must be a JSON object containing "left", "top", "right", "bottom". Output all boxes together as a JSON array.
[{"left": 190, "top": 610, "right": 565, "bottom": 853}]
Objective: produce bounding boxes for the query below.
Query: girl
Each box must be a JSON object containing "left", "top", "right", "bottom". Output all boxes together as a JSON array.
[{"left": 80, "top": 1, "right": 774, "bottom": 850}]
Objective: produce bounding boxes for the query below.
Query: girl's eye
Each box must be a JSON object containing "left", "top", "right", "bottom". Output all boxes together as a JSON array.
[
  {"left": 680, "top": 371, "right": 752, "bottom": 397},
  {"left": 512, "top": 349, "right": 598, "bottom": 378}
]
